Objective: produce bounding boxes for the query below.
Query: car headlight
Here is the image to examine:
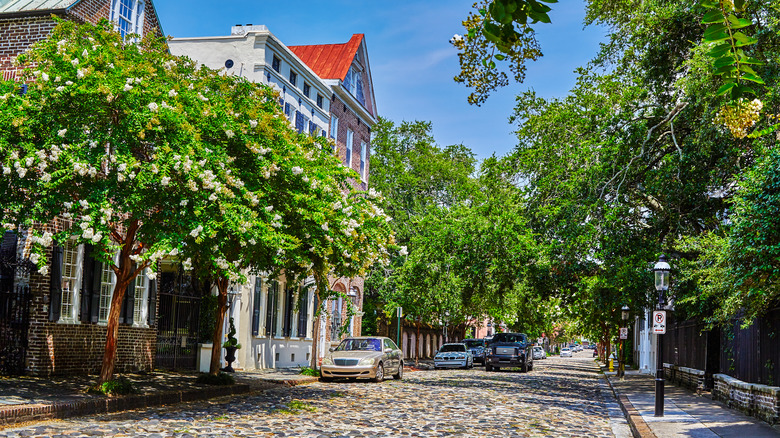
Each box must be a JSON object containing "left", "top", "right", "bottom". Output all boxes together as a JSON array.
[
  {"left": 359, "top": 357, "right": 376, "bottom": 365},
  {"left": 322, "top": 357, "right": 333, "bottom": 365}
]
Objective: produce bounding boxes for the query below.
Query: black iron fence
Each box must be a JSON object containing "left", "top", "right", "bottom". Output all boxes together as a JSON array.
[
  {"left": 664, "top": 309, "right": 780, "bottom": 387},
  {"left": 155, "top": 266, "right": 204, "bottom": 370},
  {"left": 0, "top": 246, "right": 33, "bottom": 375}
]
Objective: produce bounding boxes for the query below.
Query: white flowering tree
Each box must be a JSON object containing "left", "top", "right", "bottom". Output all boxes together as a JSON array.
[{"left": 0, "top": 19, "right": 390, "bottom": 384}]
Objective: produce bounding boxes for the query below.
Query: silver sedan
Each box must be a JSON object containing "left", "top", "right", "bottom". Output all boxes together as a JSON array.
[{"left": 320, "top": 337, "right": 403, "bottom": 382}]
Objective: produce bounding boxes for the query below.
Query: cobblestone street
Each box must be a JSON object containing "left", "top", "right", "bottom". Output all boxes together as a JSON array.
[{"left": 0, "top": 352, "right": 628, "bottom": 437}]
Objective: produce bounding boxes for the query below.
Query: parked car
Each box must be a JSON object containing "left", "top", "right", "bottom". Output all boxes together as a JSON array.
[
  {"left": 485, "top": 332, "right": 533, "bottom": 372},
  {"left": 532, "top": 346, "right": 546, "bottom": 360},
  {"left": 434, "top": 343, "right": 474, "bottom": 369},
  {"left": 320, "top": 337, "right": 403, "bottom": 382},
  {"left": 560, "top": 347, "right": 572, "bottom": 357},
  {"left": 463, "top": 338, "right": 488, "bottom": 364}
]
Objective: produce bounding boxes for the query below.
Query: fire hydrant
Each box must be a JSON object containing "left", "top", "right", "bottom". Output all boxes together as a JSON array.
[{"left": 609, "top": 358, "right": 614, "bottom": 372}]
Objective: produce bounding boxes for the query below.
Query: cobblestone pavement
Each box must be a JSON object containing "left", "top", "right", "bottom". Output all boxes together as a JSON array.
[{"left": 0, "top": 352, "right": 627, "bottom": 437}]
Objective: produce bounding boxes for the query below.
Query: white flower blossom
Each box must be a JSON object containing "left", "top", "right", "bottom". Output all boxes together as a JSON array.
[
  {"left": 41, "top": 173, "right": 51, "bottom": 183},
  {"left": 76, "top": 69, "right": 85, "bottom": 79},
  {"left": 148, "top": 102, "right": 159, "bottom": 112},
  {"left": 321, "top": 223, "right": 329, "bottom": 231},
  {"left": 2, "top": 166, "right": 10, "bottom": 175},
  {"left": 150, "top": 164, "right": 158, "bottom": 174},
  {"left": 71, "top": 58, "right": 79, "bottom": 66},
  {"left": 292, "top": 166, "right": 303, "bottom": 175},
  {"left": 91, "top": 232, "right": 102, "bottom": 243},
  {"left": 265, "top": 205, "right": 273, "bottom": 212},
  {"left": 79, "top": 200, "right": 89, "bottom": 209},
  {"left": 30, "top": 253, "right": 40, "bottom": 264},
  {"left": 57, "top": 129, "right": 67, "bottom": 137},
  {"left": 225, "top": 130, "right": 235, "bottom": 138},
  {"left": 56, "top": 86, "right": 65, "bottom": 92},
  {"left": 38, "top": 266, "right": 49, "bottom": 276},
  {"left": 249, "top": 120, "right": 258, "bottom": 128},
  {"left": 3, "top": 223, "right": 15, "bottom": 230},
  {"left": 208, "top": 193, "right": 217, "bottom": 201},
  {"left": 65, "top": 81, "right": 73, "bottom": 86},
  {"left": 180, "top": 200, "right": 188, "bottom": 207},
  {"left": 169, "top": 248, "right": 179, "bottom": 256},
  {"left": 16, "top": 167, "right": 27, "bottom": 178},
  {"left": 147, "top": 271, "right": 157, "bottom": 280},
  {"left": 182, "top": 258, "right": 193, "bottom": 271},
  {"left": 41, "top": 72, "right": 49, "bottom": 81},
  {"left": 168, "top": 89, "right": 178, "bottom": 98},
  {"left": 190, "top": 225, "right": 203, "bottom": 238},
  {"left": 124, "top": 84, "right": 133, "bottom": 92},
  {"left": 161, "top": 176, "right": 170, "bottom": 186},
  {"left": 399, "top": 246, "right": 408, "bottom": 256},
  {"left": 82, "top": 228, "right": 94, "bottom": 239}
]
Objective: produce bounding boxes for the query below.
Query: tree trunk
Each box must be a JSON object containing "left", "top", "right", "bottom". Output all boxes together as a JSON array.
[
  {"left": 209, "top": 276, "right": 229, "bottom": 375},
  {"left": 309, "top": 271, "right": 328, "bottom": 370},
  {"left": 98, "top": 219, "right": 140, "bottom": 384},
  {"left": 415, "top": 319, "right": 421, "bottom": 367}
]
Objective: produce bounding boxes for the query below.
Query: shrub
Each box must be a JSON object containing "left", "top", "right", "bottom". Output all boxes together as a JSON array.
[
  {"left": 87, "top": 376, "right": 136, "bottom": 396},
  {"left": 299, "top": 366, "right": 321, "bottom": 377}
]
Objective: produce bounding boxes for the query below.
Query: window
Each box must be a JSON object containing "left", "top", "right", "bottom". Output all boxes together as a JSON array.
[
  {"left": 59, "top": 241, "right": 83, "bottom": 322},
  {"left": 308, "top": 121, "right": 317, "bottom": 136},
  {"left": 297, "top": 286, "right": 309, "bottom": 338},
  {"left": 329, "top": 116, "right": 338, "bottom": 140},
  {"left": 356, "top": 73, "right": 365, "bottom": 106},
  {"left": 110, "top": 0, "right": 145, "bottom": 40},
  {"left": 289, "top": 71, "right": 297, "bottom": 87},
  {"left": 330, "top": 296, "right": 343, "bottom": 341},
  {"left": 272, "top": 55, "right": 281, "bottom": 73},
  {"left": 344, "top": 68, "right": 355, "bottom": 94},
  {"left": 295, "top": 111, "right": 305, "bottom": 133},
  {"left": 360, "top": 141, "right": 367, "bottom": 181},
  {"left": 252, "top": 277, "right": 263, "bottom": 336},
  {"left": 284, "top": 102, "right": 292, "bottom": 119},
  {"left": 316, "top": 94, "right": 323, "bottom": 109},
  {"left": 265, "top": 280, "right": 278, "bottom": 337},
  {"left": 345, "top": 129, "right": 354, "bottom": 167},
  {"left": 132, "top": 269, "right": 149, "bottom": 326},
  {"left": 303, "top": 82, "right": 310, "bottom": 98},
  {"left": 98, "top": 262, "right": 116, "bottom": 323}
]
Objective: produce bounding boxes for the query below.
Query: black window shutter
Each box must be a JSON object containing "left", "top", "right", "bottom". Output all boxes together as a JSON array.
[
  {"left": 283, "top": 287, "right": 293, "bottom": 337},
  {"left": 297, "top": 287, "right": 308, "bottom": 338},
  {"left": 0, "top": 232, "right": 17, "bottom": 293},
  {"left": 79, "top": 245, "right": 94, "bottom": 322},
  {"left": 147, "top": 274, "right": 157, "bottom": 326},
  {"left": 265, "top": 280, "right": 275, "bottom": 337},
  {"left": 123, "top": 275, "right": 136, "bottom": 325},
  {"left": 48, "top": 245, "right": 63, "bottom": 322},
  {"left": 251, "top": 277, "right": 262, "bottom": 336},
  {"left": 90, "top": 259, "right": 102, "bottom": 323}
]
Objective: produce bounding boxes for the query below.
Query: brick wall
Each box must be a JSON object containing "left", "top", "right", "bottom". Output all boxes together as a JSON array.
[
  {"left": 14, "top": 219, "right": 158, "bottom": 377},
  {"left": 664, "top": 363, "right": 705, "bottom": 391},
  {"left": 1, "top": 0, "right": 164, "bottom": 78},
  {"left": 331, "top": 95, "right": 371, "bottom": 191},
  {"left": 714, "top": 373, "right": 780, "bottom": 424}
]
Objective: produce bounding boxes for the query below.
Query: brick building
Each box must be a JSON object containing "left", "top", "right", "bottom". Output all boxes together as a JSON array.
[{"left": 0, "top": 0, "right": 165, "bottom": 376}]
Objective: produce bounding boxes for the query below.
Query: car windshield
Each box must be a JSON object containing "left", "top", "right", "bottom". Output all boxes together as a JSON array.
[
  {"left": 335, "top": 338, "right": 382, "bottom": 352},
  {"left": 491, "top": 333, "right": 527, "bottom": 345},
  {"left": 562, "top": 348, "right": 571, "bottom": 351},
  {"left": 534, "top": 346, "right": 542, "bottom": 350},
  {"left": 439, "top": 344, "right": 466, "bottom": 352},
  {"left": 463, "top": 340, "right": 484, "bottom": 348}
]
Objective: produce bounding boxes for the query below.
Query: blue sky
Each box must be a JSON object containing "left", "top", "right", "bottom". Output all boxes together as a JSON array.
[{"left": 154, "top": 1, "right": 607, "bottom": 161}]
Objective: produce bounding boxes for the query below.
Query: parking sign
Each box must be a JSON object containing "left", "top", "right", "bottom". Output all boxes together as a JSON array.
[
  {"left": 652, "top": 310, "right": 666, "bottom": 334},
  {"left": 619, "top": 327, "right": 628, "bottom": 340}
]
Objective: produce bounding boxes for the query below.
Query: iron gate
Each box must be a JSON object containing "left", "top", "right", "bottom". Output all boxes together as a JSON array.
[
  {"left": 155, "top": 264, "right": 204, "bottom": 370},
  {"left": 0, "top": 236, "right": 33, "bottom": 375}
]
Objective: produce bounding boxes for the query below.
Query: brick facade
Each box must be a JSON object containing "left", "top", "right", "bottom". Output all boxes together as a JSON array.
[
  {"left": 0, "top": 0, "right": 163, "bottom": 79},
  {"left": 331, "top": 95, "right": 371, "bottom": 191}
]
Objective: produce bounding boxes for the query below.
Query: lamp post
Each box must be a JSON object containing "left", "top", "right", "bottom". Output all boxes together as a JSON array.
[
  {"left": 653, "top": 254, "right": 671, "bottom": 417},
  {"left": 619, "top": 305, "right": 629, "bottom": 378}
]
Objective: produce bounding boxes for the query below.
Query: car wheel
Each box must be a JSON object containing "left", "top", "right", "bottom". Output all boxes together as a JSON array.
[
  {"left": 319, "top": 376, "right": 332, "bottom": 383},
  {"left": 485, "top": 363, "right": 493, "bottom": 372},
  {"left": 522, "top": 361, "right": 529, "bottom": 373},
  {"left": 373, "top": 363, "right": 384, "bottom": 382},
  {"left": 393, "top": 362, "right": 403, "bottom": 380}
]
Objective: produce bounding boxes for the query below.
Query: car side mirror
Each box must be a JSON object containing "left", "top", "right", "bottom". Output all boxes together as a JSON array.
[
  {"left": 384, "top": 348, "right": 393, "bottom": 353},
  {"left": 434, "top": 350, "right": 438, "bottom": 355},
  {"left": 329, "top": 347, "right": 335, "bottom": 352}
]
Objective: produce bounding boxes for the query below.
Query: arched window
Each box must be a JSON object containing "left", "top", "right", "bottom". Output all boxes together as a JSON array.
[{"left": 110, "top": 0, "right": 145, "bottom": 39}]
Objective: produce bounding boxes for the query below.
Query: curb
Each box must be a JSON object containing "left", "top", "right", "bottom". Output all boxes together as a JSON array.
[
  {"left": 599, "top": 364, "right": 656, "bottom": 438},
  {"left": 0, "top": 383, "right": 251, "bottom": 427}
]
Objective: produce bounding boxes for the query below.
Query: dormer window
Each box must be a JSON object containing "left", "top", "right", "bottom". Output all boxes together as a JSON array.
[
  {"left": 111, "top": 0, "right": 145, "bottom": 39},
  {"left": 343, "top": 66, "right": 365, "bottom": 106}
]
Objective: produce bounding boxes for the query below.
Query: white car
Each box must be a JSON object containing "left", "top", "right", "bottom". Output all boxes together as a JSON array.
[
  {"left": 560, "top": 348, "right": 572, "bottom": 357},
  {"left": 434, "top": 343, "right": 473, "bottom": 369},
  {"left": 532, "top": 346, "right": 546, "bottom": 360}
]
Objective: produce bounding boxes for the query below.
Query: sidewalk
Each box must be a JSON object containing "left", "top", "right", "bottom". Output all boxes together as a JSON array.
[
  {"left": 0, "top": 368, "right": 316, "bottom": 427},
  {"left": 603, "top": 366, "right": 780, "bottom": 437}
]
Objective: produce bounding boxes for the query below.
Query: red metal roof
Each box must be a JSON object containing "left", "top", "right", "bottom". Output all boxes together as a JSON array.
[{"left": 288, "top": 34, "right": 363, "bottom": 81}]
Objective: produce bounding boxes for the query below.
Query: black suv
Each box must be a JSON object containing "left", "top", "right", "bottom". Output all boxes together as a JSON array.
[{"left": 485, "top": 332, "right": 533, "bottom": 372}]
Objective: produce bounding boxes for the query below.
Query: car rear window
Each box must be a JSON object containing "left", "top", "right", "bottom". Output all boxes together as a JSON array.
[
  {"left": 463, "top": 340, "right": 484, "bottom": 348},
  {"left": 491, "top": 333, "right": 527, "bottom": 345},
  {"left": 439, "top": 344, "right": 467, "bottom": 352}
]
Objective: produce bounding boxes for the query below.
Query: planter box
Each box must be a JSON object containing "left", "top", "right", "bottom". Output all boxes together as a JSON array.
[{"left": 197, "top": 343, "right": 213, "bottom": 374}]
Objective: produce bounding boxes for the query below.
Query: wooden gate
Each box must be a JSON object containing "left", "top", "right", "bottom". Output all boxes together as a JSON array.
[
  {"left": 155, "top": 263, "right": 204, "bottom": 370},
  {"left": 0, "top": 232, "right": 33, "bottom": 375}
]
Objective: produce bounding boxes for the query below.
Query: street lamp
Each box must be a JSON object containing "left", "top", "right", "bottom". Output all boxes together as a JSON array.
[
  {"left": 619, "top": 305, "right": 629, "bottom": 378},
  {"left": 653, "top": 254, "right": 671, "bottom": 417}
]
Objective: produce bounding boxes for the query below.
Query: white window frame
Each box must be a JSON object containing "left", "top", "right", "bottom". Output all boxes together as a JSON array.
[
  {"left": 275, "top": 281, "right": 285, "bottom": 339},
  {"left": 58, "top": 240, "right": 84, "bottom": 324},
  {"left": 132, "top": 269, "right": 149, "bottom": 327},
  {"left": 345, "top": 129, "right": 354, "bottom": 167},
  {"left": 360, "top": 141, "right": 367, "bottom": 182},
  {"left": 110, "top": 0, "right": 145, "bottom": 40},
  {"left": 330, "top": 115, "right": 338, "bottom": 141},
  {"left": 98, "top": 254, "right": 118, "bottom": 324}
]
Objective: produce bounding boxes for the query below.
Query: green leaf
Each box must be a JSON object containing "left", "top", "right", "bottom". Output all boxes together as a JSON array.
[
  {"left": 738, "top": 64, "right": 757, "bottom": 75},
  {"left": 504, "top": 0, "right": 518, "bottom": 14},
  {"left": 702, "top": 10, "right": 725, "bottom": 24},
  {"left": 528, "top": 11, "right": 552, "bottom": 23},
  {"left": 478, "top": 8, "right": 487, "bottom": 16},
  {"left": 538, "top": 0, "right": 558, "bottom": 3},
  {"left": 734, "top": 0, "right": 746, "bottom": 10},
  {"left": 489, "top": 60, "right": 496, "bottom": 69},
  {"left": 700, "top": 0, "right": 719, "bottom": 7},
  {"left": 495, "top": 54, "right": 506, "bottom": 61},
  {"left": 708, "top": 43, "right": 732, "bottom": 58},
  {"left": 741, "top": 72, "right": 765, "bottom": 84},
  {"left": 732, "top": 31, "right": 758, "bottom": 46},
  {"left": 727, "top": 15, "right": 753, "bottom": 29},
  {"left": 738, "top": 55, "right": 764, "bottom": 65},
  {"left": 715, "top": 64, "right": 738, "bottom": 75},
  {"left": 468, "top": 28, "right": 477, "bottom": 39},
  {"left": 529, "top": 1, "right": 552, "bottom": 13},
  {"left": 713, "top": 55, "right": 737, "bottom": 69},
  {"left": 716, "top": 82, "right": 737, "bottom": 96}
]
